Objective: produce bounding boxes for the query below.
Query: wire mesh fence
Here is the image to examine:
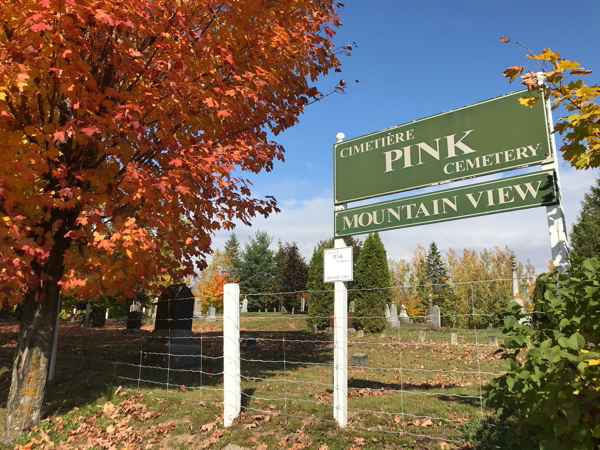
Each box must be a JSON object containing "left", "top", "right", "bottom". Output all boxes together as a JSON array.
[{"left": 0, "top": 278, "right": 538, "bottom": 448}]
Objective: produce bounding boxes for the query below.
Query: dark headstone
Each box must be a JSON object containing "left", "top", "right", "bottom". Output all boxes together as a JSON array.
[
  {"left": 154, "top": 284, "right": 194, "bottom": 331},
  {"left": 90, "top": 307, "right": 106, "bottom": 327},
  {"left": 352, "top": 353, "right": 368, "bottom": 367},
  {"left": 127, "top": 311, "right": 142, "bottom": 331}
]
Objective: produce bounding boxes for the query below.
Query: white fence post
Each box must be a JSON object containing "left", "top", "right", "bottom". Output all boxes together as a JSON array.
[
  {"left": 223, "top": 283, "right": 241, "bottom": 427},
  {"left": 333, "top": 132, "right": 348, "bottom": 428}
]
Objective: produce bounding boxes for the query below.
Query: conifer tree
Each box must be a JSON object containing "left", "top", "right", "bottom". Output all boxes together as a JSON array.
[
  {"left": 307, "top": 240, "right": 333, "bottom": 330},
  {"left": 224, "top": 233, "right": 242, "bottom": 280},
  {"left": 571, "top": 178, "right": 600, "bottom": 259},
  {"left": 238, "top": 231, "right": 276, "bottom": 310},
  {"left": 280, "top": 243, "right": 309, "bottom": 311},
  {"left": 354, "top": 233, "right": 391, "bottom": 333},
  {"left": 426, "top": 242, "right": 451, "bottom": 306}
]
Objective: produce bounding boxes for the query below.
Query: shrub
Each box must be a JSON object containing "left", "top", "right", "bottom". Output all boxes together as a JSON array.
[{"left": 485, "top": 257, "right": 600, "bottom": 450}]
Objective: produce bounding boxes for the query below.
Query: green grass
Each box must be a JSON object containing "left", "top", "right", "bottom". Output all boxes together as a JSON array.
[{"left": 0, "top": 315, "right": 512, "bottom": 449}]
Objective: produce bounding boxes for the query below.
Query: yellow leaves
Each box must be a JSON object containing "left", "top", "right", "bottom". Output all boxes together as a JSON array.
[
  {"left": 503, "top": 66, "right": 523, "bottom": 83},
  {"left": 527, "top": 47, "right": 560, "bottom": 61},
  {"left": 500, "top": 37, "right": 511, "bottom": 43},
  {"left": 518, "top": 96, "right": 539, "bottom": 108},
  {"left": 125, "top": 249, "right": 133, "bottom": 259},
  {"left": 588, "top": 360, "right": 600, "bottom": 366},
  {"left": 556, "top": 59, "right": 580, "bottom": 71},
  {"left": 124, "top": 217, "right": 136, "bottom": 227}
]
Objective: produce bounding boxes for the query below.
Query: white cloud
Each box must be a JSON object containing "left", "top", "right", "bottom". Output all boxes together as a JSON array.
[{"left": 210, "top": 167, "right": 598, "bottom": 274}]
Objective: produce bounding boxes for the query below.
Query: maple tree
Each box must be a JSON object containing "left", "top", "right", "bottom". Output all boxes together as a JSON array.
[
  {"left": 500, "top": 38, "right": 599, "bottom": 169},
  {"left": 0, "top": 0, "right": 347, "bottom": 439}
]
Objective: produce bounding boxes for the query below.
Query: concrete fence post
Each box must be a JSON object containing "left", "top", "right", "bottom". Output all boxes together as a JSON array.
[{"left": 223, "top": 283, "right": 241, "bottom": 427}]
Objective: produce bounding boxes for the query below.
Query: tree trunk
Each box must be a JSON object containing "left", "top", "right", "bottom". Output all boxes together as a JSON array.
[{"left": 3, "top": 237, "right": 68, "bottom": 442}]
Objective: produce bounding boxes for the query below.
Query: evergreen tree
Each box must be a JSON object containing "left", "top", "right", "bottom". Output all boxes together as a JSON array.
[
  {"left": 280, "top": 242, "right": 309, "bottom": 311},
  {"left": 571, "top": 177, "right": 600, "bottom": 259},
  {"left": 223, "top": 232, "right": 242, "bottom": 279},
  {"left": 354, "top": 233, "right": 391, "bottom": 333},
  {"left": 238, "top": 231, "right": 276, "bottom": 310},
  {"left": 425, "top": 242, "right": 451, "bottom": 306},
  {"left": 307, "top": 240, "right": 333, "bottom": 330}
]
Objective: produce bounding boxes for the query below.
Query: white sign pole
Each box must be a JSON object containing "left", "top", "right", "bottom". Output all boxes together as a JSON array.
[
  {"left": 538, "top": 73, "right": 570, "bottom": 273},
  {"left": 333, "top": 133, "right": 348, "bottom": 427}
]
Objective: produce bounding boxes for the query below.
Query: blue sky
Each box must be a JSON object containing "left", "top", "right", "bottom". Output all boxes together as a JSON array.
[{"left": 213, "top": 0, "right": 600, "bottom": 273}]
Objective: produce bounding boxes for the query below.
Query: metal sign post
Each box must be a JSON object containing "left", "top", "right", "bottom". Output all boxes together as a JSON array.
[{"left": 332, "top": 132, "right": 348, "bottom": 427}]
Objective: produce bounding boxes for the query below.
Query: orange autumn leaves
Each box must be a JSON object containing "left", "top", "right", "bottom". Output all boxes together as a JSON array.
[{"left": 0, "top": 0, "right": 343, "bottom": 303}]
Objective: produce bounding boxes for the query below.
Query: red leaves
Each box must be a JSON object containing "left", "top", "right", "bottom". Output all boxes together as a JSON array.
[
  {"left": 217, "top": 109, "right": 231, "bottom": 117},
  {"left": 30, "top": 22, "right": 52, "bottom": 32},
  {"left": 94, "top": 9, "right": 114, "bottom": 26},
  {"left": 204, "top": 98, "right": 219, "bottom": 108},
  {"left": 53, "top": 130, "right": 66, "bottom": 142},
  {"left": 81, "top": 125, "right": 100, "bottom": 136}
]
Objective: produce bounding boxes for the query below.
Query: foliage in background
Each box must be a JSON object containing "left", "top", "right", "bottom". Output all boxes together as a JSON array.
[
  {"left": 485, "top": 257, "right": 600, "bottom": 450},
  {"left": 501, "top": 39, "right": 599, "bottom": 169},
  {"left": 570, "top": 177, "right": 600, "bottom": 259},
  {"left": 353, "top": 233, "right": 391, "bottom": 333},
  {"left": 238, "top": 231, "right": 277, "bottom": 310},
  {"left": 306, "top": 240, "right": 333, "bottom": 330},
  {"left": 391, "top": 245, "right": 535, "bottom": 329}
]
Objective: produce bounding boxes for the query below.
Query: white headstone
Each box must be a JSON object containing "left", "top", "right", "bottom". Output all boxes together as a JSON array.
[
  {"left": 385, "top": 304, "right": 391, "bottom": 318},
  {"left": 301, "top": 298, "right": 306, "bottom": 312},
  {"left": 432, "top": 305, "right": 441, "bottom": 328},
  {"left": 241, "top": 298, "right": 248, "bottom": 313},
  {"left": 207, "top": 306, "right": 216, "bottom": 323},
  {"left": 399, "top": 304, "right": 410, "bottom": 323},
  {"left": 105, "top": 309, "right": 109, "bottom": 320},
  {"left": 292, "top": 307, "right": 295, "bottom": 315},
  {"left": 193, "top": 298, "right": 202, "bottom": 317},
  {"left": 388, "top": 304, "right": 398, "bottom": 328},
  {"left": 84, "top": 302, "right": 92, "bottom": 325},
  {"left": 349, "top": 301, "right": 355, "bottom": 313}
]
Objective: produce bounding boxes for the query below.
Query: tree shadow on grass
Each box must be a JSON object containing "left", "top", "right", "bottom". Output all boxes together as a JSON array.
[
  {"left": 0, "top": 320, "right": 334, "bottom": 423},
  {"left": 347, "top": 378, "right": 481, "bottom": 407}
]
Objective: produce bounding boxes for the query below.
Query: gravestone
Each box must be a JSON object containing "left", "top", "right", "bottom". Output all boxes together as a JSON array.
[
  {"left": 357, "top": 330, "right": 364, "bottom": 338},
  {"left": 105, "top": 309, "right": 109, "bottom": 320},
  {"left": 385, "top": 304, "right": 391, "bottom": 319},
  {"left": 292, "top": 308, "right": 295, "bottom": 315},
  {"left": 193, "top": 298, "right": 202, "bottom": 318},
  {"left": 348, "top": 301, "right": 355, "bottom": 313},
  {"left": 431, "top": 305, "right": 441, "bottom": 328},
  {"left": 83, "top": 302, "right": 92, "bottom": 326},
  {"left": 143, "top": 284, "right": 200, "bottom": 368},
  {"left": 352, "top": 353, "right": 368, "bottom": 367},
  {"left": 126, "top": 300, "right": 142, "bottom": 332},
  {"left": 488, "top": 336, "right": 499, "bottom": 346},
  {"left": 427, "top": 293, "right": 433, "bottom": 324},
  {"left": 399, "top": 304, "right": 410, "bottom": 323},
  {"left": 312, "top": 324, "right": 318, "bottom": 333},
  {"left": 419, "top": 330, "right": 426, "bottom": 342},
  {"left": 488, "top": 322, "right": 493, "bottom": 330},
  {"left": 150, "top": 302, "right": 157, "bottom": 326},
  {"left": 273, "top": 308, "right": 276, "bottom": 313},
  {"left": 450, "top": 332, "right": 458, "bottom": 345},
  {"left": 388, "top": 304, "right": 399, "bottom": 328},
  {"left": 241, "top": 298, "right": 248, "bottom": 313},
  {"left": 207, "top": 306, "right": 216, "bottom": 323},
  {"left": 301, "top": 298, "right": 305, "bottom": 312},
  {"left": 90, "top": 306, "right": 106, "bottom": 327}
]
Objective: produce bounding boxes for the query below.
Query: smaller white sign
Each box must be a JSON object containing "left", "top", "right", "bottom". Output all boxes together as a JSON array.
[{"left": 324, "top": 247, "right": 353, "bottom": 283}]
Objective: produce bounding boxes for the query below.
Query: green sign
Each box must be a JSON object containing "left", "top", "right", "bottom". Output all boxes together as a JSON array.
[
  {"left": 334, "top": 90, "right": 551, "bottom": 204},
  {"left": 335, "top": 171, "right": 557, "bottom": 237}
]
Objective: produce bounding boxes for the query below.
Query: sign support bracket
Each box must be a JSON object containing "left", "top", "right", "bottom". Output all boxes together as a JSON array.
[{"left": 539, "top": 73, "right": 570, "bottom": 273}]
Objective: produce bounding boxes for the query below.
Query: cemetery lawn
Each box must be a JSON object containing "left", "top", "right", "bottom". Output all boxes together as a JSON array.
[{"left": 0, "top": 314, "right": 512, "bottom": 450}]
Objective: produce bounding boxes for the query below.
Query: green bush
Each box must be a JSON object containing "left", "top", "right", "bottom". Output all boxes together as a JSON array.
[{"left": 485, "top": 257, "right": 600, "bottom": 450}]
